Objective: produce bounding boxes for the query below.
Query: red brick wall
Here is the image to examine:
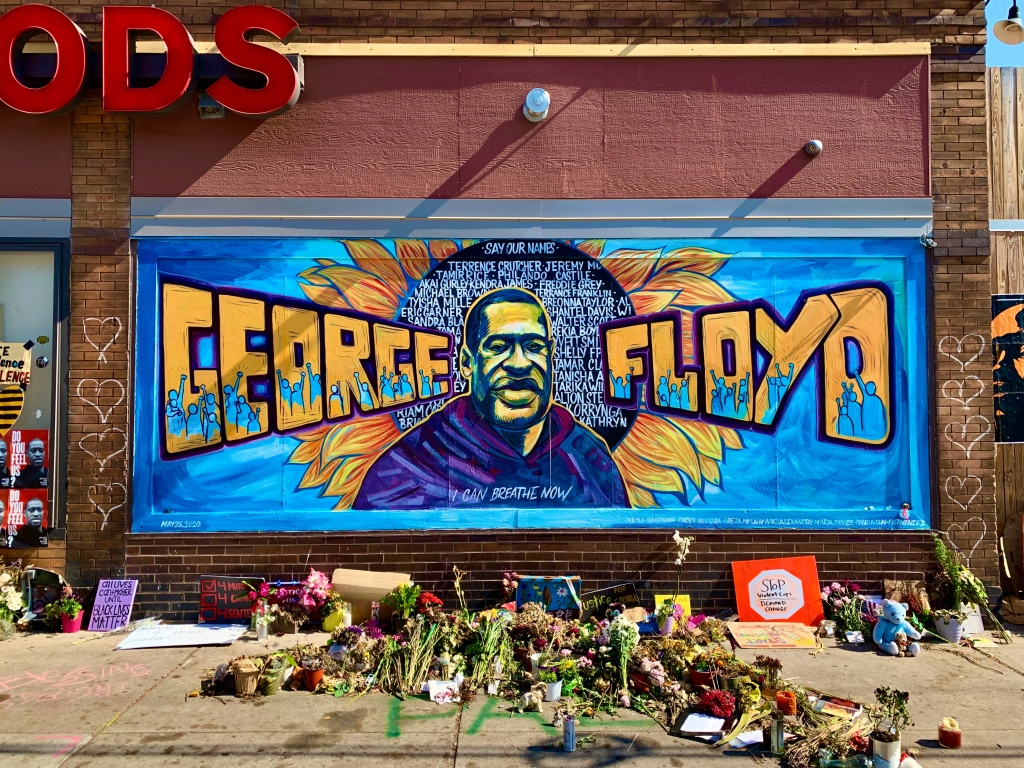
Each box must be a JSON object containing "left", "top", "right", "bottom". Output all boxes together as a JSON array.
[
  {"left": 3, "top": 1, "right": 988, "bottom": 603},
  {"left": 126, "top": 531, "right": 937, "bottom": 619}
]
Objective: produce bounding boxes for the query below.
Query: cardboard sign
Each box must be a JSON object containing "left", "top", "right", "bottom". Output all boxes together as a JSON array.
[
  {"left": 516, "top": 576, "right": 582, "bottom": 619},
  {"left": 654, "top": 594, "right": 692, "bottom": 617},
  {"left": 727, "top": 622, "right": 819, "bottom": 649},
  {"left": 88, "top": 579, "right": 137, "bottom": 632},
  {"left": 731, "top": 556, "right": 824, "bottom": 625},
  {"left": 199, "top": 575, "right": 263, "bottom": 623},
  {"left": 580, "top": 583, "right": 640, "bottom": 621},
  {"left": 116, "top": 623, "right": 247, "bottom": 650}
]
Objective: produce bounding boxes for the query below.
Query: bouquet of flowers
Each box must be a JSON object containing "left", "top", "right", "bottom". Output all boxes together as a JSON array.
[
  {"left": 299, "top": 568, "right": 331, "bottom": 615},
  {"left": 0, "top": 559, "right": 25, "bottom": 640},
  {"left": 821, "top": 581, "right": 867, "bottom": 637}
]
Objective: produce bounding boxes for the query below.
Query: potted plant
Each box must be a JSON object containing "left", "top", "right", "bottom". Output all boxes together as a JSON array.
[
  {"left": 869, "top": 687, "right": 912, "bottom": 768},
  {"left": 931, "top": 608, "right": 967, "bottom": 643},
  {"left": 0, "top": 560, "right": 26, "bottom": 641},
  {"left": 688, "top": 652, "right": 718, "bottom": 687},
  {"left": 44, "top": 587, "right": 84, "bottom": 633},
  {"left": 302, "top": 656, "right": 324, "bottom": 691},
  {"left": 821, "top": 581, "right": 868, "bottom": 640},
  {"left": 754, "top": 654, "right": 783, "bottom": 697},
  {"left": 537, "top": 665, "right": 563, "bottom": 702},
  {"left": 933, "top": 534, "right": 1011, "bottom": 643},
  {"left": 258, "top": 652, "right": 297, "bottom": 696},
  {"left": 383, "top": 581, "right": 421, "bottom": 632},
  {"left": 655, "top": 598, "right": 684, "bottom": 636}
]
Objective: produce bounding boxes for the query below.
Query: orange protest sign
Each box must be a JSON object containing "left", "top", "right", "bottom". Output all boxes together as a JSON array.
[{"left": 731, "top": 556, "right": 825, "bottom": 626}]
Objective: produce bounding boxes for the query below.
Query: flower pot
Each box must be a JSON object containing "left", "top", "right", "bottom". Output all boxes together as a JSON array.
[
  {"left": 688, "top": 667, "right": 716, "bottom": 687},
  {"left": 232, "top": 658, "right": 260, "bottom": 697},
  {"left": 544, "top": 680, "right": 562, "bottom": 702},
  {"left": 529, "top": 653, "right": 542, "bottom": 673},
  {"left": 871, "top": 735, "right": 901, "bottom": 768},
  {"left": 934, "top": 617, "right": 964, "bottom": 643},
  {"left": 321, "top": 609, "right": 346, "bottom": 633},
  {"left": 659, "top": 616, "right": 675, "bottom": 636},
  {"left": 305, "top": 668, "right": 324, "bottom": 691},
  {"left": 259, "top": 660, "right": 291, "bottom": 696},
  {"left": 61, "top": 613, "right": 82, "bottom": 633},
  {"left": 292, "top": 668, "right": 305, "bottom": 688}
]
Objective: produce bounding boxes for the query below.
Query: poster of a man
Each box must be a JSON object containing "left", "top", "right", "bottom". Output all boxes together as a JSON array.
[
  {"left": 13, "top": 435, "right": 47, "bottom": 489},
  {"left": 355, "top": 288, "right": 628, "bottom": 509},
  {"left": 0, "top": 438, "right": 11, "bottom": 488},
  {"left": 9, "top": 494, "right": 47, "bottom": 548}
]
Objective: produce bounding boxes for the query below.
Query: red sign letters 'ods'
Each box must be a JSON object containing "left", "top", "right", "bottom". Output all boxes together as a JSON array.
[{"left": 0, "top": 4, "right": 300, "bottom": 117}]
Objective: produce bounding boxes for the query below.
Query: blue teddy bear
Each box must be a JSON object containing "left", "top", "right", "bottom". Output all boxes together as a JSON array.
[{"left": 872, "top": 599, "right": 921, "bottom": 656}]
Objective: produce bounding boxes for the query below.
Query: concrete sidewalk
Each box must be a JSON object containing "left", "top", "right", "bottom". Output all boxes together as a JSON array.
[{"left": 1, "top": 627, "right": 1022, "bottom": 768}]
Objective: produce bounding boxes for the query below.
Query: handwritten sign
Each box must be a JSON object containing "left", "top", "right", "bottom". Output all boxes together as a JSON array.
[
  {"left": 116, "top": 623, "right": 247, "bottom": 650},
  {"left": 731, "top": 556, "right": 824, "bottom": 625},
  {"left": 654, "top": 594, "right": 692, "bottom": 617},
  {"left": 727, "top": 622, "right": 819, "bottom": 649},
  {"left": 580, "top": 583, "right": 641, "bottom": 622},
  {"left": 199, "top": 575, "right": 262, "bottom": 623},
  {"left": 88, "top": 579, "right": 137, "bottom": 631}
]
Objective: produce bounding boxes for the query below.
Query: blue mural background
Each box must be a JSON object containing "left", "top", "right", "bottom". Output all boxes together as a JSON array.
[{"left": 133, "top": 237, "right": 931, "bottom": 533}]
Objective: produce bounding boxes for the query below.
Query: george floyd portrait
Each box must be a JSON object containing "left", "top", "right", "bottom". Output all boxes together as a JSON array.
[{"left": 355, "top": 287, "right": 628, "bottom": 509}]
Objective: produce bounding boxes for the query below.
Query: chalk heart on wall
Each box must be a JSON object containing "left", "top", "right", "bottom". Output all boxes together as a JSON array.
[
  {"left": 83, "top": 317, "right": 123, "bottom": 365},
  {"left": 78, "top": 427, "right": 126, "bottom": 471},
  {"left": 941, "top": 376, "right": 984, "bottom": 409},
  {"left": 944, "top": 474, "right": 982, "bottom": 511},
  {"left": 943, "top": 416, "right": 992, "bottom": 458},
  {"left": 76, "top": 379, "right": 125, "bottom": 424},
  {"left": 88, "top": 481, "right": 126, "bottom": 531},
  {"left": 939, "top": 334, "right": 986, "bottom": 372},
  {"left": 946, "top": 517, "right": 988, "bottom": 567}
]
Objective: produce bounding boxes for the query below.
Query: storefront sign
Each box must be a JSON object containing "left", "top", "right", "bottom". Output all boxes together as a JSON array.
[
  {"left": 132, "top": 236, "right": 931, "bottom": 533},
  {"left": 88, "top": 578, "right": 138, "bottom": 631},
  {"left": 732, "top": 556, "right": 824, "bottom": 625},
  {"left": 0, "top": 4, "right": 300, "bottom": 116}
]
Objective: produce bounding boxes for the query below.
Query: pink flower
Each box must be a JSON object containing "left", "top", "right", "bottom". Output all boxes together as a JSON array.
[
  {"left": 831, "top": 582, "right": 841, "bottom": 591},
  {"left": 823, "top": 586, "right": 832, "bottom": 595},
  {"left": 258, "top": 582, "right": 270, "bottom": 598},
  {"left": 248, "top": 591, "right": 257, "bottom": 601},
  {"left": 619, "top": 694, "right": 631, "bottom": 707},
  {"left": 820, "top": 591, "right": 828, "bottom": 600},
  {"left": 560, "top": 648, "right": 572, "bottom": 657},
  {"left": 577, "top": 656, "right": 592, "bottom": 669}
]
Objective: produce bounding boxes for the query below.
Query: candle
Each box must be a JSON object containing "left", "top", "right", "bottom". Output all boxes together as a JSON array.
[{"left": 938, "top": 717, "right": 962, "bottom": 749}]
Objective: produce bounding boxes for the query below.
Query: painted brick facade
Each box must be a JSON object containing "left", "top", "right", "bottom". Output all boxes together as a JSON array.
[{"left": 1, "top": 1, "right": 996, "bottom": 616}]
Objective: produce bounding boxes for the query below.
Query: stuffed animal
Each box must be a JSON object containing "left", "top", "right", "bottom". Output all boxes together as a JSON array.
[
  {"left": 518, "top": 682, "right": 546, "bottom": 713},
  {"left": 872, "top": 599, "right": 921, "bottom": 656}
]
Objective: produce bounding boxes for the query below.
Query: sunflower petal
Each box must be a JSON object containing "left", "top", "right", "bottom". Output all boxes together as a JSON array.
[
  {"left": 395, "top": 239, "right": 432, "bottom": 281},
  {"left": 599, "top": 249, "right": 662, "bottom": 292},
  {"left": 644, "top": 271, "right": 735, "bottom": 307},
  {"left": 429, "top": 240, "right": 460, "bottom": 262},
  {"left": 315, "top": 258, "right": 338, "bottom": 267},
  {"left": 657, "top": 247, "right": 729, "bottom": 276},
  {"left": 298, "top": 282, "right": 348, "bottom": 310},
  {"left": 721, "top": 428, "right": 744, "bottom": 450},
  {"left": 344, "top": 240, "right": 409, "bottom": 296},
  {"left": 664, "top": 416, "right": 724, "bottom": 461},
  {"left": 613, "top": 442, "right": 687, "bottom": 494},
  {"left": 630, "top": 290, "right": 678, "bottom": 316},
  {"left": 625, "top": 411, "right": 702, "bottom": 489},
  {"left": 698, "top": 454, "right": 722, "bottom": 487},
  {"left": 324, "top": 454, "right": 379, "bottom": 507},
  {"left": 575, "top": 239, "right": 606, "bottom": 258},
  {"left": 299, "top": 267, "right": 333, "bottom": 286},
  {"left": 317, "top": 265, "right": 400, "bottom": 316},
  {"left": 321, "top": 415, "right": 402, "bottom": 461}
]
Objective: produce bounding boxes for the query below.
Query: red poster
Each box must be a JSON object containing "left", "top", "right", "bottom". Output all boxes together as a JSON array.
[
  {"left": 3, "top": 487, "right": 47, "bottom": 548},
  {"left": 8, "top": 429, "right": 48, "bottom": 489},
  {"left": 732, "top": 556, "right": 825, "bottom": 626}
]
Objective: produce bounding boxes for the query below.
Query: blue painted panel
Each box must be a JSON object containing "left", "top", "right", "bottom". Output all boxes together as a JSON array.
[{"left": 132, "top": 237, "right": 930, "bottom": 532}]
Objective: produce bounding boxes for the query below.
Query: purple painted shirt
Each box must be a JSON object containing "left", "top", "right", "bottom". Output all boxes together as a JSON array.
[{"left": 354, "top": 397, "right": 628, "bottom": 510}]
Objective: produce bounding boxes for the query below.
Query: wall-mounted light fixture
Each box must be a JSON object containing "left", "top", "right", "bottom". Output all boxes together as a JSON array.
[
  {"left": 198, "top": 93, "right": 225, "bottom": 119},
  {"left": 995, "top": 3, "right": 1024, "bottom": 45},
  {"left": 523, "top": 88, "right": 550, "bottom": 122},
  {"left": 804, "top": 140, "right": 823, "bottom": 157}
]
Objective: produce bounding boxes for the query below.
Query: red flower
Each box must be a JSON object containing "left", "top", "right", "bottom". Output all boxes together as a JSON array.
[
  {"left": 416, "top": 591, "right": 444, "bottom": 613},
  {"left": 696, "top": 689, "right": 735, "bottom": 719}
]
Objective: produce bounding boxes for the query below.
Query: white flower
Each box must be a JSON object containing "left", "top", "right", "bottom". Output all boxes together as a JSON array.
[
  {"left": 556, "top": 587, "right": 568, "bottom": 598},
  {"left": 0, "top": 573, "right": 10, "bottom": 585}
]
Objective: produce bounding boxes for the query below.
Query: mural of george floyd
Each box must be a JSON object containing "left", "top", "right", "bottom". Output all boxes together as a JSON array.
[
  {"left": 0, "top": 0, "right": 1003, "bottom": 618},
  {"left": 134, "top": 237, "right": 931, "bottom": 534}
]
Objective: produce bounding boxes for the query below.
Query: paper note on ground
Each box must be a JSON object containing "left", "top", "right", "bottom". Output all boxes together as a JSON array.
[
  {"left": 727, "top": 622, "right": 818, "bottom": 648},
  {"left": 116, "top": 623, "right": 247, "bottom": 650},
  {"left": 679, "top": 713, "right": 725, "bottom": 733}
]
